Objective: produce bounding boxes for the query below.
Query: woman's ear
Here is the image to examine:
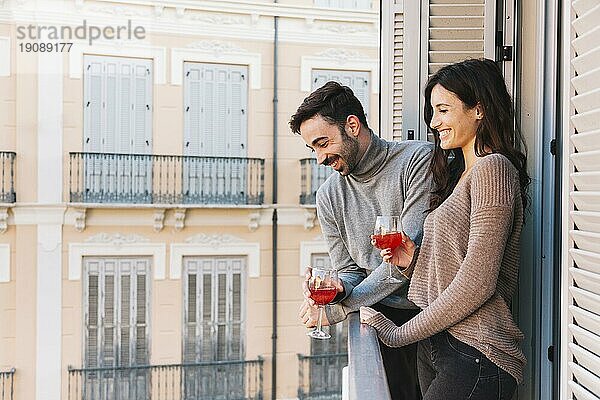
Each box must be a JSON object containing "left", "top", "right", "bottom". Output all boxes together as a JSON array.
[{"left": 474, "top": 104, "right": 484, "bottom": 120}]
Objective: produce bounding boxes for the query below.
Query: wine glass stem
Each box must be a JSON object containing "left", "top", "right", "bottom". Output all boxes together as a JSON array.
[
  {"left": 316, "top": 306, "right": 324, "bottom": 332},
  {"left": 388, "top": 262, "right": 394, "bottom": 278}
]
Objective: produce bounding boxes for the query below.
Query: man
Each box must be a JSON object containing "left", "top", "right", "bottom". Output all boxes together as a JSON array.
[{"left": 290, "top": 81, "right": 433, "bottom": 400}]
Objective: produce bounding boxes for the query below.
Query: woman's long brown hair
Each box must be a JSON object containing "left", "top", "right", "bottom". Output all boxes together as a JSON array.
[{"left": 424, "top": 58, "right": 531, "bottom": 211}]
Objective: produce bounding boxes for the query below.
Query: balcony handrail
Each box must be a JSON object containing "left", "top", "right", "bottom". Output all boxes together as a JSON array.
[
  {"left": 297, "top": 352, "right": 347, "bottom": 361},
  {"left": 299, "top": 157, "right": 333, "bottom": 205},
  {"left": 69, "top": 151, "right": 265, "bottom": 163},
  {"left": 347, "top": 312, "right": 391, "bottom": 400},
  {"left": 68, "top": 357, "right": 264, "bottom": 372}
]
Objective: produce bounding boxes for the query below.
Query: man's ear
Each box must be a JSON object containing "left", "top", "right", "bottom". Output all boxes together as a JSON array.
[{"left": 346, "top": 115, "right": 361, "bottom": 137}]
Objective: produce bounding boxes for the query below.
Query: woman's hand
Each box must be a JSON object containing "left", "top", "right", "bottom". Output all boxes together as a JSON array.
[{"left": 372, "top": 232, "right": 416, "bottom": 269}]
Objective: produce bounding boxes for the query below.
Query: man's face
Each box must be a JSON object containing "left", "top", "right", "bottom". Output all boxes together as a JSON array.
[{"left": 299, "top": 115, "right": 361, "bottom": 176}]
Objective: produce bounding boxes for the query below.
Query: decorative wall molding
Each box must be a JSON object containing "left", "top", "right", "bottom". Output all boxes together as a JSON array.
[
  {"left": 84, "top": 232, "right": 151, "bottom": 245},
  {"left": 74, "top": 208, "right": 86, "bottom": 232},
  {"left": 170, "top": 238, "right": 260, "bottom": 279},
  {"left": 301, "top": 49, "right": 379, "bottom": 94},
  {"left": 299, "top": 239, "right": 328, "bottom": 276},
  {"left": 304, "top": 209, "right": 317, "bottom": 231},
  {"left": 69, "top": 42, "right": 167, "bottom": 84},
  {"left": 0, "top": 244, "right": 9, "bottom": 282},
  {"left": 69, "top": 240, "right": 166, "bottom": 280},
  {"left": 153, "top": 209, "right": 165, "bottom": 232},
  {"left": 248, "top": 212, "right": 260, "bottom": 232},
  {"left": 185, "top": 233, "right": 245, "bottom": 246},
  {"left": 0, "top": 36, "right": 10, "bottom": 77},
  {"left": 187, "top": 13, "right": 245, "bottom": 25},
  {"left": 171, "top": 45, "right": 261, "bottom": 88},
  {"left": 173, "top": 208, "right": 186, "bottom": 232},
  {"left": 0, "top": 207, "right": 8, "bottom": 234}
]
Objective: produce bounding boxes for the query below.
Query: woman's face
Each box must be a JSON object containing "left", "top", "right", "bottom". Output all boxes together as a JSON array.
[{"left": 429, "top": 84, "right": 482, "bottom": 151}]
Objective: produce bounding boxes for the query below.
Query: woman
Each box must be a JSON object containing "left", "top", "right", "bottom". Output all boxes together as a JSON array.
[{"left": 360, "top": 58, "right": 530, "bottom": 399}]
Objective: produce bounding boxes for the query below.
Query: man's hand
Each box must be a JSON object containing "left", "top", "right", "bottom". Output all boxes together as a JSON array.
[
  {"left": 298, "top": 299, "right": 330, "bottom": 328},
  {"left": 302, "top": 266, "right": 345, "bottom": 307}
]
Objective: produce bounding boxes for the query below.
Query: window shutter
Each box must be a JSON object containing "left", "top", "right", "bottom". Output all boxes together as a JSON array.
[
  {"left": 184, "top": 63, "right": 248, "bottom": 158},
  {"left": 428, "top": 0, "right": 485, "bottom": 75},
  {"left": 311, "top": 69, "right": 370, "bottom": 117},
  {"left": 392, "top": 10, "right": 404, "bottom": 141},
  {"left": 84, "top": 257, "right": 150, "bottom": 368},
  {"left": 83, "top": 58, "right": 104, "bottom": 153},
  {"left": 564, "top": 1, "right": 600, "bottom": 399},
  {"left": 183, "top": 256, "right": 245, "bottom": 363},
  {"left": 83, "top": 56, "right": 152, "bottom": 154}
]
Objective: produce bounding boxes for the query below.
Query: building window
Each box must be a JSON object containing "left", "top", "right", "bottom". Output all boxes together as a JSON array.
[
  {"left": 312, "top": 69, "right": 370, "bottom": 118},
  {"left": 314, "top": 0, "right": 372, "bottom": 10},
  {"left": 82, "top": 55, "right": 153, "bottom": 202},
  {"left": 183, "top": 256, "right": 246, "bottom": 398},
  {"left": 83, "top": 55, "right": 153, "bottom": 155},
  {"left": 183, "top": 62, "right": 248, "bottom": 158},
  {"left": 83, "top": 257, "right": 151, "bottom": 398}
]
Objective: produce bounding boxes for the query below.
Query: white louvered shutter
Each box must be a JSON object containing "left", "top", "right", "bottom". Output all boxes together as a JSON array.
[
  {"left": 83, "top": 58, "right": 104, "bottom": 153},
  {"left": 562, "top": 1, "right": 600, "bottom": 399},
  {"left": 427, "top": 0, "right": 486, "bottom": 76},
  {"left": 183, "top": 257, "right": 246, "bottom": 399},
  {"left": 312, "top": 69, "right": 370, "bottom": 118},
  {"left": 392, "top": 9, "right": 404, "bottom": 141},
  {"left": 184, "top": 63, "right": 248, "bottom": 158},
  {"left": 84, "top": 257, "right": 150, "bottom": 368}
]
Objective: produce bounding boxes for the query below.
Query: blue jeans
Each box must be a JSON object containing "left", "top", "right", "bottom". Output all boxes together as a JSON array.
[{"left": 417, "top": 331, "right": 517, "bottom": 400}]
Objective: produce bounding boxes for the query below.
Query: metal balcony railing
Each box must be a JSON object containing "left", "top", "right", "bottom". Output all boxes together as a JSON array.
[
  {"left": 67, "top": 358, "right": 264, "bottom": 400},
  {"left": 0, "top": 368, "right": 15, "bottom": 400},
  {"left": 346, "top": 313, "right": 391, "bottom": 400},
  {"left": 300, "top": 158, "right": 333, "bottom": 205},
  {"left": 297, "top": 353, "right": 347, "bottom": 400},
  {"left": 69, "top": 152, "right": 265, "bottom": 205},
  {"left": 0, "top": 152, "right": 16, "bottom": 203}
]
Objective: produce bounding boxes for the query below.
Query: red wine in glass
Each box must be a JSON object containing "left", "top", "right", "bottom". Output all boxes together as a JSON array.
[
  {"left": 372, "top": 232, "right": 404, "bottom": 250},
  {"left": 307, "top": 268, "right": 339, "bottom": 340},
  {"left": 374, "top": 216, "right": 404, "bottom": 283},
  {"left": 309, "top": 286, "right": 338, "bottom": 306}
]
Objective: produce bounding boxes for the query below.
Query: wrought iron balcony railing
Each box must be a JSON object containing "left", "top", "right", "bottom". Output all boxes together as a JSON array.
[
  {"left": 67, "top": 358, "right": 264, "bottom": 400},
  {"left": 0, "top": 368, "right": 15, "bottom": 400},
  {"left": 298, "top": 353, "right": 347, "bottom": 400},
  {"left": 69, "top": 152, "right": 265, "bottom": 205},
  {"left": 300, "top": 158, "right": 333, "bottom": 205},
  {"left": 0, "top": 152, "right": 16, "bottom": 203}
]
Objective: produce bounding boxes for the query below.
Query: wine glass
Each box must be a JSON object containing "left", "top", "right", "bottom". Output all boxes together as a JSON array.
[
  {"left": 307, "top": 268, "right": 339, "bottom": 340},
  {"left": 373, "top": 215, "right": 404, "bottom": 283}
]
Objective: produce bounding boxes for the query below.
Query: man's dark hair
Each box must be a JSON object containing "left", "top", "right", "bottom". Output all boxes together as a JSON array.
[{"left": 289, "top": 81, "right": 370, "bottom": 135}]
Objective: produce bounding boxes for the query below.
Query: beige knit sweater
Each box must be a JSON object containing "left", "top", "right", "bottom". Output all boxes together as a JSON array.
[{"left": 364, "top": 153, "right": 526, "bottom": 384}]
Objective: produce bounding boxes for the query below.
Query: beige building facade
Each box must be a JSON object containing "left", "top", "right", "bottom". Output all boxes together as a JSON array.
[{"left": 0, "top": 1, "right": 380, "bottom": 399}]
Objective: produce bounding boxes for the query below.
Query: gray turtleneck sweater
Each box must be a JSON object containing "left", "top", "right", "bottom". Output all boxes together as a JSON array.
[{"left": 319, "top": 134, "right": 433, "bottom": 323}]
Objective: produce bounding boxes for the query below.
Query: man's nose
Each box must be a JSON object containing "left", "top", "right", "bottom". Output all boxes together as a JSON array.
[{"left": 315, "top": 150, "right": 327, "bottom": 165}]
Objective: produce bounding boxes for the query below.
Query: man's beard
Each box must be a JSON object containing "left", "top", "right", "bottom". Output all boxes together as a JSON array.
[{"left": 323, "top": 133, "right": 360, "bottom": 175}]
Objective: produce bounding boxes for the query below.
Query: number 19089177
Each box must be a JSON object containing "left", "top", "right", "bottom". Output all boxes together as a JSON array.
[{"left": 19, "top": 42, "right": 73, "bottom": 52}]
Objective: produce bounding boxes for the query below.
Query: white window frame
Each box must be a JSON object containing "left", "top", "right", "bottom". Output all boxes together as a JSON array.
[
  {"left": 69, "top": 43, "right": 166, "bottom": 84},
  {"left": 171, "top": 239, "right": 260, "bottom": 279},
  {"left": 301, "top": 51, "right": 378, "bottom": 96},
  {"left": 299, "top": 239, "right": 329, "bottom": 276},
  {"left": 68, "top": 241, "right": 166, "bottom": 281},
  {"left": 171, "top": 46, "right": 261, "bottom": 89}
]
